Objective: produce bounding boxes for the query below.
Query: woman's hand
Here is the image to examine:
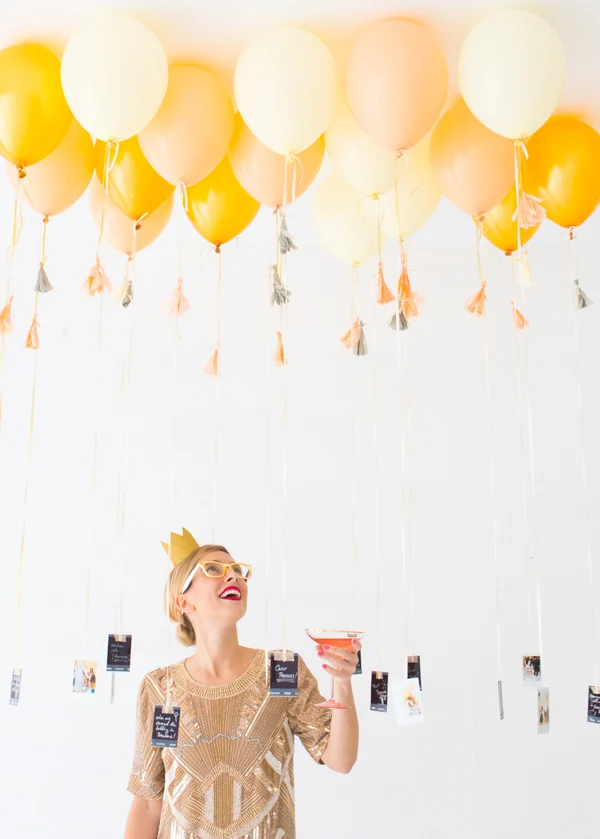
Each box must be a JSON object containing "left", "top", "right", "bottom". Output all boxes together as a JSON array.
[{"left": 316, "top": 639, "right": 361, "bottom": 683}]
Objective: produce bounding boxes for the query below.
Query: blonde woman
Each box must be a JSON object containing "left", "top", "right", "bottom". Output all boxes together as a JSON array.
[{"left": 125, "top": 530, "right": 360, "bottom": 839}]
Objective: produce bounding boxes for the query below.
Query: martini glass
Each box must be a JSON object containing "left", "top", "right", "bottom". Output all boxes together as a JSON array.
[{"left": 306, "top": 629, "right": 365, "bottom": 710}]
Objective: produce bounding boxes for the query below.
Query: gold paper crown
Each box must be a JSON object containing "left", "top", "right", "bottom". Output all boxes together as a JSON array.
[{"left": 161, "top": 528, "right": 200, "bottom": 566}]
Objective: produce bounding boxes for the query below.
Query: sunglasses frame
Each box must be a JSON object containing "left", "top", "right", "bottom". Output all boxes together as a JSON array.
[{"left": 182, "top": 560, "right": 253, "bottom": 593}]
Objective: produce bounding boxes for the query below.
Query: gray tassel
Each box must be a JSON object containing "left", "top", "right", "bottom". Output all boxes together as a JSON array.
[
  {"left": 271, "top": 265, "right": 291, "bottom": 306},
  {"left": 574, "top": 279, "right": 593, "bottom": 310},
  {"left": 279, "top": 216, "right": 297, "bottom": 255},
  {"left": 353, "top": 321, "right": 368, "bottom": 357},
  {"left": 35, "top": 263, "right": 53, "bottom": 293},
  {"left": 121, "top": 279, "right": 134, "bottom": 309},
  {"left": 388, "top": 310, "right": 409, "bottom": 331}
]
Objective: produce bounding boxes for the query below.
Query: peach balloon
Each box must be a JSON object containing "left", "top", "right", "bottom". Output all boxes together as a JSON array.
[
  {"left": 430, "top": 98, "right": 514, "bottom": 216},
  {"left": 8, "top": 119, "right": 94, "bottom": 216},
  {"left": 346, "top": 19, "right": 448, "bottom": 152},
  {"left": 89, "top": 175, "right": 174, "bottom": 255},
  {"left": 228, "top": 114, "right": 324, "bottom": 207},
  {"left": 138, "top": 65, "right": 234, "bottom": 187}
]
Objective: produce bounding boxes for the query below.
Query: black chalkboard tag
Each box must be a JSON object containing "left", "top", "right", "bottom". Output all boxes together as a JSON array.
[
  {"left": 588, "top": 686, "right": 600, "bottom": 725},
  {"left": 407, "top": 655, "right": 422, "bottom": 690},
  {"left": 152, "top": 705, "right": 181, "bottom": 748},
  {"left": 270, "top": 652, "right": 299, "bottom": 696},
  {"left": 9, "top": 669, "right": 21, "bottom": 707},
  {"left": 354, "top": 649, "right": 362, "bottom": 676},
  {"left": 106, "top": 634, "right": 132, "bottom": 672},
  {"left": 370, "top": 671, "right": 388, "bottom": 712}
]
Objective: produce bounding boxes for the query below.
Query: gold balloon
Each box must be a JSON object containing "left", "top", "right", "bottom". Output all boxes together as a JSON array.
[
  {"left": 186, "top": 156, "right": 260, "bottom": 248},
  {"left": 524, "top": 115, "right": 600, "bottom": 229},
  {"left": 0, "top": 43, "right": 71, "bottom": 168},
  {"left": 95, "top": 136, "right": 174, "bottom": 222},
  {"left": 479, "top": 185, "right": 541, "bottom": 254},
  {"left": 7, "top": 119, "right": 93, "bottom": 216}
]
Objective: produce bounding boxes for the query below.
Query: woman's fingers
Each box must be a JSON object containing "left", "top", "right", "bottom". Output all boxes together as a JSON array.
[
  {"left": 319, "top": 653, "right": 356, "bottom": 676},
  {"left": 321, "top": 662, "right": 354, "bottom": 679}
]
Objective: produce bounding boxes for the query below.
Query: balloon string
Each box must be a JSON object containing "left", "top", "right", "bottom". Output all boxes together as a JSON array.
[
  {"left": 211, "top": 249, "right": 222, "bottom": 542},
  {"left": 513, "top": 141, "right": 525, "bottom": 260},
  {"left": 264, "top": 256, "right": 273, "bottom": 682},
  {"left": 350, "top": 265, "right": 359, "bottom": 608},
  {"left": 97, "top": 141, "right": 119, "bottom": 260},
  {"left": 0, "top": 197, "right": 22, "bottom": 435},
  {"left": 176, "top": 182, "right": 188, "bottom": 283},
  {"left": 567, "top": 229, "right": 599, "bottom": 686},
  {"left": 83, "top": 295, "right": 104, "bottom": 658},
  {"left": 370, "top": 292, "right": 381, "bottom": 672},
  {"left": 166, "top": 309, "right": 181, "bottom": 711},
  {"left": 115, "top": 312, "right": 134, "bottom": 642},
  {"left": 40, "top": 215, "right": 49, "bottom": 266}
]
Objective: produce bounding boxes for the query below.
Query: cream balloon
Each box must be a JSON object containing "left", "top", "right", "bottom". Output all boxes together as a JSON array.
[
  {"left": 325, "top": 99, "right": 397, "bottom": 197},
  {"left": 459, "top": 9, "right": 566, "bottom": 140},
  {"left": 61, "top": 13, "right": 168, "bottom": 141},
  {"left": 380, "top": 136, "right": 441, "bottom": 238},
  {"left": 234, "top": 26, "right": 337, "bottom": 155},
  {"left": 314, "top": 173, "right": 382, "bottom": 265}
]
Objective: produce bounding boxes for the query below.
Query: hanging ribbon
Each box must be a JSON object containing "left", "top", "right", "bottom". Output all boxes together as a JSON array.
[
  {"left": 264, "top": 256, "right": 273, "bottom": 682},
  {"left": 341, "top": 267, "right": 368, "bottom": 356},
  {"left": 374, "top": 196, "right": 394, "bottom": 305},
  {"left": 465, "top": 222, "right": 487, "bottom": 317},
  {"left": 512, "top": 140, "right": 545, "bottom": 290},
  {"left": 393, "top": 162, "right": 421, "bottom": 320},
  {"left": 0, "top": 198, "right": 23, "bottom": 433},
  {"left": 369, "top": 289, "right": 383, "bottom": 677},
  {"left": 209, "top": 249, "right": 222, "bottom": 544},
  {"left": 204, "top": 248, "right": 222, "bottom": 379}
]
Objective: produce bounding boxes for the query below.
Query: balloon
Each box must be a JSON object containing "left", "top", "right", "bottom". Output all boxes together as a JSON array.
[
  {"left": 430, "top": 98, "right": 514, "bottom": 216},
  {"left": 0, "top": 43, "right": 71, "bottom": 168},
  {"left": 138, "top": 65, "right": 234, "bottom": 187},
  {"left": 61, "top": 13, "right": 168, "bottom": 141},
  {"left": 186, "top": 156, "right": 260, "bottom": 248},
  {"left": 380, "top": 135, "right": 441, "bottom": 238},
  {"left": 523, "top": 116, "right": 600, "bottom": 229},
  {"left": 479, "top": 185, "right": 541, "bottom": 254},
  {"left": 89, "top": 176, "right": 174, "bottom": 255},
  {"left": 345, "top": 19, "right": 448, "bottom": 152},
  {"left": 459, "top": 9, "right": 566, "bottom": 140},
  {"left": 228, "top": 114, "right": 324, "bottom": 208},
  {"left": 313, "top": 173, "right": 382, "bottom": 265},
  {"left": 325, "top": 99, "right": 397, "bottom": 196},
  {"left": 95, "top": 136, "right": 174, "bottom": 221},
  {"left": 7, "top": 120, "right": 93, "bottom": 217},
  {"left": 234, "top": 26, "right": 337, "bottom": 155}
]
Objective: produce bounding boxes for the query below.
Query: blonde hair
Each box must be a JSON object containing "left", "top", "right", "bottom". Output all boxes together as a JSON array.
[{"left": 166, "top": 544, "right": 230, "bottom": 647}]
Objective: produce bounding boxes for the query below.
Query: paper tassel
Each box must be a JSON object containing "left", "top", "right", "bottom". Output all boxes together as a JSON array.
[
  {"left": 341, "top": 318, "right": 368, "bottom": 356},
  {"left": 375, "top": 263, "right": 394, "bottom": 305},
  {"left": 35, "top": 263, "right": 53, "bottom": 294},
  {"left": 121, "top": 279, "right": 134, "bottom": 309},
  {"left": 84, "top": 261, "right": 112, "bottom": 296},
  {"left": 24, "top": 316, "right": 40, "bottom": 350},
  {"left": 574, "top": 280, "right": 593, "bottom": 310},
  {"left": 0, "top": 295, "right": 14, "bottom": 335},
  {"left": 519, "top": 251, "right": 533, "bottom": 287},
  {"left": 398, "top": 263, "right": 421, "bottom": 318},
  {"left": 465, "top": 282, "right": 487, "bottom": 317},
  {"left": 271, "top": 265, "right": 291, "bottom": 306},
  {"left": 204, "top": 348, "right": 219, "bottom": 378},
  {"left": 511, "top": 301, "right": 529, "bottom": 330},
  {"left": 273, "top": 331, "right": 286, "bottom": 366},
  {"left": 279, "top": 216, "right": 297, "bottom": 255},
  {"left": 169, "top": 281, "right": 191, "bottom": 317},
  {"left": 388, "top": 310, "right": 409, "bottom": 332},
  {"left": 512, "top": 192, "right": 546, "bottom": 229}
]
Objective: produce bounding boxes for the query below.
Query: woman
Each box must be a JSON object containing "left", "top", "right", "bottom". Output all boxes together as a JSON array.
[{"left": 125, "top": 530, "right": 360, "bottom": 839}]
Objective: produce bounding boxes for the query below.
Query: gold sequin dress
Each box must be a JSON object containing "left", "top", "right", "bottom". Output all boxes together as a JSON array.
[{"left": 128, "top": 650, "right": 331, "bottom": 839}]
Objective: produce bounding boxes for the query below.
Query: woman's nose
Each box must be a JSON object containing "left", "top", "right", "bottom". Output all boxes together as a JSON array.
[{"left": 224, "top": 568, "right": 236, "bottom": 583}]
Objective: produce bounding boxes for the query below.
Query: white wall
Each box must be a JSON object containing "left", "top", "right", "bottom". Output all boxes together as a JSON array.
[{"left": 0, "top": 173, "right": 599, "bottom": 838}]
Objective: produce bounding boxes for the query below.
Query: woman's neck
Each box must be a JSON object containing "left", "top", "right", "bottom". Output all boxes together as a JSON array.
[{"left": 185, "top": 627, "right": 255, "bottom": 685}]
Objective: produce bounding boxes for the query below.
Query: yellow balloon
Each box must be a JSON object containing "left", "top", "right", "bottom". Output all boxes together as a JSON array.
[
  {"left": 0, "top": 43, "right": 71, "bottom": 168},
  {"left": 479, "top": 185, "right": 541, "bottom": 254},
  {"left": 186, "top": 157, "right": 260, "bottom": 248},
  {"left": 313, "top": 173, "right": 382, "bottom": 265},
  {"left": 95, "top": 136, "right": 174, "bottom": 222},
  {"left": 524, "top": 116, "right": 600, "bottom": 229},
  {"left": 380, "top": 135, "right": 441, "bottom": 238}
]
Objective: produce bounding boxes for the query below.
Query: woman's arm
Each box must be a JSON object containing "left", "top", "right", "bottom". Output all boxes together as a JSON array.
[
  {"left": 125, "top": 796, "right": 162, "bottom": 839},
  {"left": 318, "top": 641, "right": 360, "bottom": 774}
]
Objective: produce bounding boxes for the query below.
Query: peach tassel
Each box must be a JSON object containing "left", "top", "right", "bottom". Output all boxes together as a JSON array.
[
  {"left": 169, "top": 280, "right": 191, "bottom": 317},
  {"left": 465, "top": 282, "right": 487, "bottom": 317},
  {"left": 24, "top": 316, "right": 40, "bottom": 350},
  {"left": 204, "top": 348, "right": 219, "bottom": 378},
  {"left": 511, "top": 301, "right": 529, "bottom": 330},
  {"left": 375, "top": 263, "right": 394, "bottom": 305},
  {"left": 398, "top": 262, "right": 422, "bottom": 318},
  {"left": 273, "top": 331, "right": 286, "bottom": 366},
  {"left": 0, "top": 295, "right": 14, "bottom": 335},
  {"left": 341, "top": 319, "right": 361, "bottom": 350},
  {"left": 84, "top": 261, "right": 112, "bottom": 296},
  {"left": 512, "top": 192, "right": 546, "bottom": 230}
]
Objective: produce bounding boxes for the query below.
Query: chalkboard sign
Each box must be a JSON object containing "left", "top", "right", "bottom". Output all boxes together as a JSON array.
[
  {"left": 588, "top": 686, "right": 600, "bottom": 725},
  {"left": 9, "top": 669, "right": 21, "bottom": 707},
  {"left": 370, "top": 671, "right": 388, "bottom": 712},
  {"left": 106, "top": 635, "right": 132, "bottom": 672},
  {"left": 152, "top": 705, "right": 181, "bottom": 748},
  {"left": 407, "top": 655, "right": 422, "bottom": 690},
  {"left": 354, "top": 649, "right": 362, "bottom": 676},
  {"left": 270, "top": 653, "right": 299, "bottom": 697}
]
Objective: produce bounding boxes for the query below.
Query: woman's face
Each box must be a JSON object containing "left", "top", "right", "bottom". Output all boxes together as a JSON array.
[{"left": 177, "top": 551, "right": 249, "bottom": 628}]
